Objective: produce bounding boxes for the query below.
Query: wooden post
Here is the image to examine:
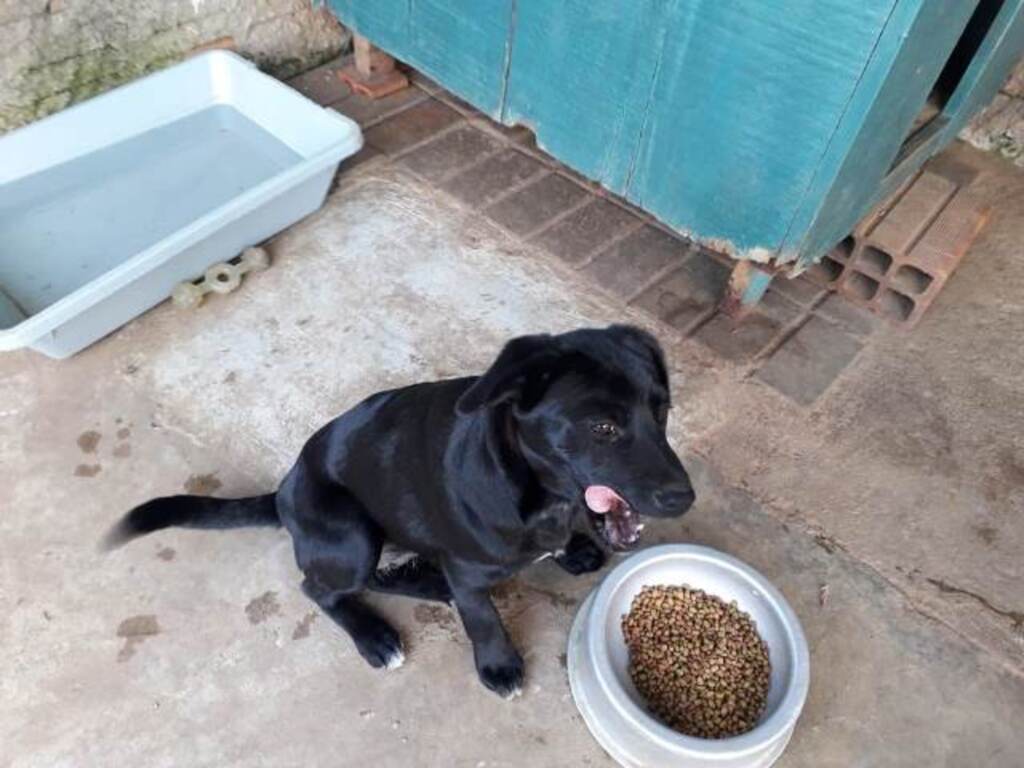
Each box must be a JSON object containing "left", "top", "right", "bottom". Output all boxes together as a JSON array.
[
  {"left": 340, "top": 34, "right": 409, "bottom": 99},
  {"left": 353, "top": 34, "right": 374, "bottom": 77},
  {"left": 720, "top": 261, "right": 775, "bottom": 319}
]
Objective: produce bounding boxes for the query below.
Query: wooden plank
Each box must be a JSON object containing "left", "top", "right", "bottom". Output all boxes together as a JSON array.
[
  {"left": 789, "top": 0, "right": 981, "bottom": 268},
  {"left": 941, "top": 0, "right": 1024, "bottom": 141},
  {"left": 327, "top": 1, "right": 410, "bottom": 65},
  {"left": 328, "top": 0, "right": 512, "bottom": 115},
  {"left": 626, "top": 0, "right": 894, "bottom": 259},
  {"left": 407, "top": 0, "right": 514, "bottom": 116},
  {"left": 325, "top": 0, "right": 1023, "bottom": 272},
  {"left": 501, "top": 0, "right": 668, "bottom": 193}
]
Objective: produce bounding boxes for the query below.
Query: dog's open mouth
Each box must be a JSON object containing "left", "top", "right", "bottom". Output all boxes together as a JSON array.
[{"left": 584, "top": 485, "right": 643, "bottom": 550}]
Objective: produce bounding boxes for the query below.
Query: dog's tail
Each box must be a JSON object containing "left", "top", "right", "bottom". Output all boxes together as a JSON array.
[{"left": 100, "top": 493, "right": 279, "bottom": 551}]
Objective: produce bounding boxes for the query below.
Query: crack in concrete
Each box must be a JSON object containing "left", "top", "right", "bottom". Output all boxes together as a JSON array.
[
  {"left": 880, "top": 577, "right": 1024, "bottom": 682},
  {"left": 734, "top": 479, "right": 1024, "bottom": 679},
  {"left": 812, "top": 531, "right": 846, "bottom": 555},
  {"left": 926, "top": 578, "right": 1024, "bottom": 633},
  {"left": 810, "top": 536, "right": 1023, "bottom": 681}
]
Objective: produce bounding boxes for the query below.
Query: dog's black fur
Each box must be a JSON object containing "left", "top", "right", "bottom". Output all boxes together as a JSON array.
[{"left": 105, "top": 325, "right": 694, "bottom": 697}]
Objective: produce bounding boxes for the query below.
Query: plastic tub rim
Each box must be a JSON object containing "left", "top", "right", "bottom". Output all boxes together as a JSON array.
[{"left": 0, "top": 50, "right": 362, "bottom": 351}]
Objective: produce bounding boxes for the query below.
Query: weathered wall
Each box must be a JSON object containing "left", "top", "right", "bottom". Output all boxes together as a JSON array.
[
  {"left": 961, "top": 56, "right": 1024, "bottom": 166},
  {"left": 0, "top": 0, "right": 349, "bottom": 133}
]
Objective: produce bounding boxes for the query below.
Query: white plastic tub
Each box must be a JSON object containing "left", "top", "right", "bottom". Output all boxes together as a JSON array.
[{"left": 0, "top": 51, "right": 362, "bottom": 358}]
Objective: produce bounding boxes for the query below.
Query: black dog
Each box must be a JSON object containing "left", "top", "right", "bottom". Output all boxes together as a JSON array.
[{"left": 105, "top": 325, "right": 695, "bottom": 697}]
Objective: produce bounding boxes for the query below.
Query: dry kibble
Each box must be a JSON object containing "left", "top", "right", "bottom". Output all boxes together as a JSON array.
[{"left": 622, "top": 585, "right": 771, "bottom": 739}]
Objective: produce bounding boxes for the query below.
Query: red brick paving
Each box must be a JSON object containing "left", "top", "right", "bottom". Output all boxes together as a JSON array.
[
  {"left": 299, "top": 58, "right": 889, "bottom": 405},
  {"left": 581, "top": 225, "right": 690, "bottom": 300},
  {"left": 811, "top": 168, "right": 989, "bottom": 328},
  {"left": 441, "top": 149, "right": 546, "bottom": 206},
  {"left": 482, "top": 173, "right": 589, "bottom": 237},
  {"left": 363, "top": 99, "right": 463, "bottom": 154},
  {"left": 756, "top": 316, "right": 864, "bottom": 405},
  {"left": 770, "top": 273, "right": 826, "bottom": 307},
  {"left": 398, "top": 125, "right": 503, "bottom": 183},
  {"left": 531, "top": 198, "right": 642, "bottom": 265},
  {"left": 332, "top": 86, "right": 428, "bottom": 128},
  {"left": 632, "top": 252, "right": 731, "bottom": 332},
  {"left": 694, "top": 291, "right": 802, "bottom": 363},
  {"left": 288, "top": 61, "right": 352, "bottom": 106},
  {"left": 813, "top": 293, "right": 880, "bottom": 337}
]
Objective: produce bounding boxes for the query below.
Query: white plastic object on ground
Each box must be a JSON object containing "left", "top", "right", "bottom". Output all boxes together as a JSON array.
[
  {"left": 172, "top": 246, "right": 271, "bottom": 308},
  {"left": 0, "top": 51, "right": 362, "bottom": 358}
]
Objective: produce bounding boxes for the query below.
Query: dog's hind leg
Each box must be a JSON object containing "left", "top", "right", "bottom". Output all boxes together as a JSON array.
[
  {"left": 302, "top": 577, "right": 405, "bottom": 669},
  {"left": 369, "top": 556, "right": 453, "bottom": 604},
  {"left": 281, "top": 472, "right": 404, "bottom": 669}
]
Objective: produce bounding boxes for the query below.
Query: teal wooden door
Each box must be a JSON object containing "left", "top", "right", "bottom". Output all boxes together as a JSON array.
[
  {"left": 621, "top": 0, "right": 898, "bottom": 261},
  {"left": 328, "top": 0, "right": 1024, "bottom": 272},
  {"left": 328, "top": 0, "right": 514, "bottom": 115}
]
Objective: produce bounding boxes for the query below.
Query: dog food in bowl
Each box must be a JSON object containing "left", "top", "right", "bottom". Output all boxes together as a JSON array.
[{"left": 622, "top": 585, "right": 771, "bottom": 739}]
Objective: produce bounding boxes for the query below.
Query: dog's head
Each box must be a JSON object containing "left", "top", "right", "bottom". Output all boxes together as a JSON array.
[{"left": 456, "top": 325, "right": 695, "bottom": 550}]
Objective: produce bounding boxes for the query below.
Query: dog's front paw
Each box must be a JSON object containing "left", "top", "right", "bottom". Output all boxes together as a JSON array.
[
  {"left": 478, "top": 652, "right": 524, "bottom": 699},
  {"left": 555, "top": 533, "right": 606, "bottom": 575},
  {"left": 355, "top": 622, "right": 405, "bottom": 671}
]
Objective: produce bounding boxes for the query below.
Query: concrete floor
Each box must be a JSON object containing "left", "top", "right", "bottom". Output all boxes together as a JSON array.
[{"left": 3, "top": 149, "right": 1023, "bottom": 767}]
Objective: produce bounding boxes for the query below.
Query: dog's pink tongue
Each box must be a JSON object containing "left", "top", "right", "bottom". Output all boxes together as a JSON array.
[{"left": 585, "top": 485, "right": 623, "bottom": 514}]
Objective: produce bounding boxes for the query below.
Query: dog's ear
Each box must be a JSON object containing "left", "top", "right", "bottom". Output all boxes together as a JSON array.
[
  {"left": 607, "top": 325, "right": 669, "bottom": 391},
  {"left": 456, "top": 333, "right": 559, "bottom": 415}
]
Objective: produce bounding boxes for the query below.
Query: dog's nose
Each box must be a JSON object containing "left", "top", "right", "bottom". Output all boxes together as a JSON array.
[{"left": 654, "top": 486, "right": 696, "bottom": 513}]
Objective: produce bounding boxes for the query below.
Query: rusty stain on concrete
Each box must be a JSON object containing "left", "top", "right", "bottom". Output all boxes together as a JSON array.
[
  {"left": 184, "top": 473, "right": 222, "bottom": 494},
  {"left": 245, "top": 592, "right": 280, "bottom": 625},
  {"left": 77, "top": 430, "right": 101, "bottom": 454},
  {"left": 292, "top": 612, "right": 318, "bottom": 640},
  {"left": 116, "top": 615, "right": 160, "bottom": 661},
  {"left": 973, "top": 524, "right": 999, "bottom": 546},
  {"left": 413, "top": 603, "right": 457, "bottom": 631}
]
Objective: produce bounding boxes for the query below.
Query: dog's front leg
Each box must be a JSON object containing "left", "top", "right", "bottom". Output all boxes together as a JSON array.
[
  {"left": 445, "top": 564, "right": 523, "bottom": 699},
  {"left": 554, "top": 532, "right": 606, "bottom": 575}
]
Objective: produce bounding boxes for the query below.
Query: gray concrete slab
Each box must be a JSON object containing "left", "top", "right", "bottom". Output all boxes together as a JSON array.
[
  {"left": 3, "top": 158, "right": 1023, "bottom": 767},
  {"left": 696, "top": 144, "right": 1024, "bottom": 672}
]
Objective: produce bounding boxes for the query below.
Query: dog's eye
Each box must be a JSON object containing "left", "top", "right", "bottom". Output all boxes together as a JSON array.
[{"left": 590, "top": 422, "right": 619, "bottom": 439}]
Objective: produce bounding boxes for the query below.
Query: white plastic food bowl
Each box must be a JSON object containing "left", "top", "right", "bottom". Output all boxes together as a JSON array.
[
  {"left": 0, "top": 51, "right": 362, "bottom": 358},
  {"left": 567, "top": 545, "right": 810, "bottom": 768}
]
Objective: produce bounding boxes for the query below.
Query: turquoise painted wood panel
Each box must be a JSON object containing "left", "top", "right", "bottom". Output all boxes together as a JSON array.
[
  {"left": 328, "top": 0, "right": 511, "bottom": 115},
  {"left": 625, "top": 0, "right": 897, "bottom": 260},
  {"left": 501, "top": 1, "right": 669, "bottom": 193},
  {"left": 328, "top": 0, "right": 1024, "bottom": 271},
  {"left": 792, "top": 0, "right": 1001, "bottom": 266},
  {"left": 942, "top": 0, "right": 1024, "bottom": 139},
  {"left": 327, "top": 1, "right": 411, "bottom": 68}
]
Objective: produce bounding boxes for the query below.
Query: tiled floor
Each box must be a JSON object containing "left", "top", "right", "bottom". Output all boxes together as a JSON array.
[
  {"left": 6, "top": 56, "right": 1024, "bottom": 768},
  {"left": 292, "top": 59, "right": 879, "bottom": 405}
]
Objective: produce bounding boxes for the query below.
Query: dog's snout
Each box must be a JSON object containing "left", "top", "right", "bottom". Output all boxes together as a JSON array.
[{"left": 654, "top": 486, "right": 696, "bottom": 514}]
